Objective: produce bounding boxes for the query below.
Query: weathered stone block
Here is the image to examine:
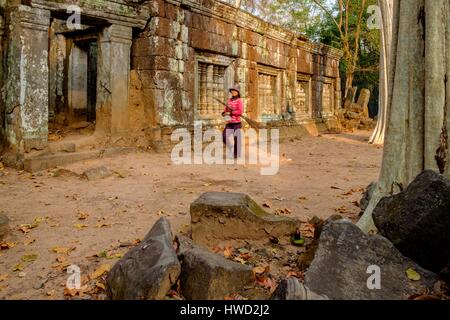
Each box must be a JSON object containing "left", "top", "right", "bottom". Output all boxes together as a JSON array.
[
  {"left": 148, "top": 0, "right": 165, "bottom": 17},
  {"left": 180, "top": 25, "right": 189, "bottom": 43},
  {"left": 180, "top": 246, "right": 254, "bottom": 300},
  {"left": 271, "top": 278, "right": 328, "bottom": 300},
  {"left": 190, "top": 192, "right": 300, "bottom": 246},
  {"left": 191, "top": 12, "right": 210, "bottom": 30},
  {"left": 82, "top": 166, "right": 113, "bottom": 180},
  {"left": 305, "top": 220, "right": 437, "bottom": 300},
  {"left": 107, "top": 217, "right": 181, "bottom": 300},
  {"left": 373, "top": 170, "right": 450, "bottom": 273}
]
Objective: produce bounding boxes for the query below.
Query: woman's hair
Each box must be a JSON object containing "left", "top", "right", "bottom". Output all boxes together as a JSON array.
[{"left": 230, "top": 90, "right": 241, "bottom": 99}]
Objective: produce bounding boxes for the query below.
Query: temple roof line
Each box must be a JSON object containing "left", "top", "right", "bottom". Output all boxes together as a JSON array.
[{"left": 171, "top": 0, "right": 343, "bottom": 59}]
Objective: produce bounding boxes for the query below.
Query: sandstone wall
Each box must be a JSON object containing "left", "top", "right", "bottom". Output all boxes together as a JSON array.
[
  {"left": 131, "top": 0, "right": 342, "bottom": 145},
  {"left": 0, "top": 0, "right": 342, "bottom": 159}
]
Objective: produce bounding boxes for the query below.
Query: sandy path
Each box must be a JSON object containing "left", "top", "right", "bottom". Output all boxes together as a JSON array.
[{"left": 0, "top": 130, "right": 382, "bottom": 300}]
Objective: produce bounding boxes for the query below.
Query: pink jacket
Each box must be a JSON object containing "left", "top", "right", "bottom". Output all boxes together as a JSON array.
[{"left": 225, "top": 98, "right": 243, "bottom": 123}]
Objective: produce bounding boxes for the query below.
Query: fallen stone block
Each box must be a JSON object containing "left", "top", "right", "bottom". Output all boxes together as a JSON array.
[
  {"left": 190, "top": 192, "right": 299, "bottom": 246},
  {"left": 106, "top": 217, "right": 181, "bottom": 300},
  {"left": 373, "top": 170, "right": 450, "bottom": 273},
  {"left": 61, "top": 143, "right": 76, "bottom": 153},
  {"left": 0, "top": 213, "right": 10, "bottom": 240},
  {"left": 271, "top": 277, "right": 328, "bottom": 300},
  {"left": 305, "top": 220, "right": 437, "bottom": 300},
  {"left": 83, "top": 166, "right": 113, "bottom": 181},
  {"left": 180, "top": 246, "right": 254, "bottom": 300}
]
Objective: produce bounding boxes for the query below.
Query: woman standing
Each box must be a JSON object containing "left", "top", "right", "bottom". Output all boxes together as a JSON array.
[{"left": 222, "top": 84, "right": 243, "bottom": 159}]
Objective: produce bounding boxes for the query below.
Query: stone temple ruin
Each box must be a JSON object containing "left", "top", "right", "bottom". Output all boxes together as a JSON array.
[{"left": 0, "top": 0, "right": 342, "bottom": 171}]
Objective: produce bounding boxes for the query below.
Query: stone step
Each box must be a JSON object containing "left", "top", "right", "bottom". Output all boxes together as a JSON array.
[
  {"left": 23, "top": 147, "right": 135, "bottom": 173},
  {"left": 190, "top": 192, "right": 300, "bottom": 246}
]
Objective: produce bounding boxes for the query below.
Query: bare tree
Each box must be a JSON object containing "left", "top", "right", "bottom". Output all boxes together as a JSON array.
[{"left": 312, "top": 0, "right": 368, "bottom": 96}]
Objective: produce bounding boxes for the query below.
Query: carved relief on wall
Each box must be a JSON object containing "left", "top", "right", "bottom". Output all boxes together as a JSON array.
[
  {"left": 195, "top": 53, "right": 234, "bottom": 119},
  {"left": 198, "top": 62, "right": 226, "bottom": 116},
  {"left": 322, "top": 79, "right": 334, "bottom": 115},
  {"left": 295, "top": 74, "right": 311, "bottom": 118},
  {"left": 257, "top": 65, "right": 281, "bottom": 120}
]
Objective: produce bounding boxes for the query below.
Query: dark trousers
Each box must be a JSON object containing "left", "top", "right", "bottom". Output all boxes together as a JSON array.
[{"left": 223, "top": 122, "right": 242, "bottom": 158}]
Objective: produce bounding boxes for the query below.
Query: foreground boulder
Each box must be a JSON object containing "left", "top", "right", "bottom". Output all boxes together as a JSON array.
[
  {"left": 0, "top": 213, "right": 9, "bottom": 240},
  {"left": 271, "top": 278, "right": 328, "bottom": 300},
  {"left": 106, "top": 217, "right": 181, "bottom": 300},
  {"left": 180, "top": 246, "right": 254, "bottom": 300},
  {"left": 190, "top": 192, "right": 299, "bottom": 246},
  {"left": 305, "top": 220, "right": 437, "bottom": 300},
  {"left": 373, "top": 170, "right": 450, "bottom": 273},
  {"left": 83, "top": 166, "right": 113, "bottom": 180}
]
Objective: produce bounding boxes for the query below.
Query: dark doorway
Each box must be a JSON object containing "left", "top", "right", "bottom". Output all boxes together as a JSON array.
[
  {"left": 68, "top": 38, "right": 98, "bottom": 124},
  {"left": 86, "top": 42, "right": 98, "bottom": 122}
]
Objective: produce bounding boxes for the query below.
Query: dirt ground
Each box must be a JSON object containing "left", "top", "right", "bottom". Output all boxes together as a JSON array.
[{"left": 0, "top": 130, "right": 383, "bottom": 300}]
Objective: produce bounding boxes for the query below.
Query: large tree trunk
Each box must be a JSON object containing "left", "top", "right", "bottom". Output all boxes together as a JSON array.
[
  {"left": 344, "top": 70, "right": 355, "bottom": 98},
  {"left": 369, "top": 0, "right": 393, "bottom": 145},
  {"left": 358, "top": 0, "right": 450, "bottom": 232}
]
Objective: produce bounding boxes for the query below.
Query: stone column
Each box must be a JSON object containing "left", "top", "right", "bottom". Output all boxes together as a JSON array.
[
  {"left": 5, "top": 5, "right": 50, "bottom": 153},
  {"left": 0, "top": 15, "right": 5, "bottom": 148},
  {"left": 96, "top": 24, "right": 132, "bottom": 137}
]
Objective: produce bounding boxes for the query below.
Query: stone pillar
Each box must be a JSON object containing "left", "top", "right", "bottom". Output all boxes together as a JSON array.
[
  {"left": 5, "top": 5, "right": 50, "bottom": 153},
  {"left": 0, "top": 15, "right": 5, "bottom": 148},
  {"left": 96, "top": 24, "right": 132, "bottom": 137}
]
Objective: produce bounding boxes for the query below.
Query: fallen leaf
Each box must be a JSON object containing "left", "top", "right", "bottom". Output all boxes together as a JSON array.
[
  {"left": 0, "top": 274, "right": 8, "bottom": 282},
  {"left": 287, "top": 271, "right": 303, "bottom": 279},
  {"left": 73, "top": 223, "right": 88, "bottom": 229},
  {"left": 224, "top": 293, "right": 247, "bottom": 300},
  {"left": 12, "top": 263, "right": 25, "bottom": 272},
  {"left": 239, "top": 252, "right": 252, "bottom": 260},
  {"left": 352, "top": 201, "right": 360, "bottom": 208},
  {"left": 89, "top": 264, "right": 111, "bottom": 280},
  {"left": 1, "top": 242, "right": 17, "bottom": 250},
  {"left": 95, "top": 281, "right": 106, "bottom": 290},
  {"left": 275, "top": 208, "right": 293, "bottom": 215},
  {"left": 334, "top": 206, "right": 348, "bottom": 214},
  {"left": 21, "top": 253, "right": 38, "bottom": 263},
  {"left": 252, "top": 265, "right": 270, "bottom": 275},
  {"left": 46, "top": 290, "right": 55, "bottom": 296},
  {"left": 212, "top": 246, "right": 222, "bottom": 253},
  {"left": 406, "top": 268, "right": 421, "bottom": 281},
  {"left": 64, "top": 285, "right": 89, "bottom": 297},
  {"left": 234, "top": 257, "right": 247, "bottom": 264},
  {"left": 223, "top": 246, "right": 233, "bottom": 258},
  {"left": 24, "top": 239, "right": 36, "bottom": 246},
  {"left": 56, "top": 256, "right": 67, "bottom": 263},
  {"left": 95, "top": 223, "right": 112, "bottom": 228},
  {"left": 17, "top": 217, "right": 45, "bottom": 233},
  {"left": 256, "top": 274, "right": 275, "bottom": 290},
  {"left": 77, "top": 212, "right": 89, "bottom": 220},
  {"left": 51, "top": 247, "right": 75, "bottom": 255}
]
